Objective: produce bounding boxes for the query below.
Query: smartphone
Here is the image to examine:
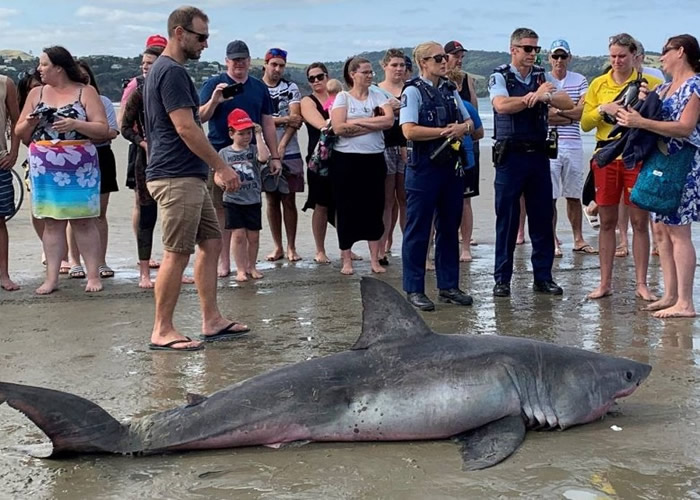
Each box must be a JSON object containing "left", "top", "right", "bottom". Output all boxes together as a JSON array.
[{"left": 222, "top": 83, "right": 244, "bottom": 99}]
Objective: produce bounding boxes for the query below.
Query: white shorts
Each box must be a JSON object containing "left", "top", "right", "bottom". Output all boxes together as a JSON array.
[{"left": 550, "top": 147, "right": 585, "bottom": 199}]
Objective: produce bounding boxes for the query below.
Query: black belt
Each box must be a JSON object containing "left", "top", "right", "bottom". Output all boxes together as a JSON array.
[{"left": 506, "top": 141, "right": 547, "bottom": 153}]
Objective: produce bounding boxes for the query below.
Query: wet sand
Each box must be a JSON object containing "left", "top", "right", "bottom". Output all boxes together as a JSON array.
[{"left": 1, "top": 135, "right": 699, "bottom": 499}]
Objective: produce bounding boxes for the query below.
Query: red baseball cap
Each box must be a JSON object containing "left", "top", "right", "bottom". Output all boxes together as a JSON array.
[
  {"left": 146, "top": 34, "right": 167, "bottom": 49},
  {"left": 227, "top": 108, "right": 254, "bottom": 131},
  {"left": 444, "top": 40, "right": 467, "bottom": 54}
]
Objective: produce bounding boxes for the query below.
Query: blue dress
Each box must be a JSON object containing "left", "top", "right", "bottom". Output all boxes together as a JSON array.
[{"left": 654, "top": 75, "right": 700, "bottom": 225}]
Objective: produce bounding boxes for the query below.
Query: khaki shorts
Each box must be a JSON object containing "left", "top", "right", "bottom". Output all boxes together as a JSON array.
[
  {"left": 207, "top": 169, "right": 225, "bottom": 209},
  {"left": 147, "top": 177, "right": 221, "bottom": 254}
]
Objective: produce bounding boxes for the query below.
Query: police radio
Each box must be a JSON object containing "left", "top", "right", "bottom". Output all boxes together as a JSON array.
[{"left": 546, "top": 129, "right": 558, "bottom": 159}]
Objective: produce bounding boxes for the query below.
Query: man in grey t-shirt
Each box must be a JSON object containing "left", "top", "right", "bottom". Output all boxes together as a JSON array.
[{"left": 143, "top": 6, "right": 248, "bottom": 351}]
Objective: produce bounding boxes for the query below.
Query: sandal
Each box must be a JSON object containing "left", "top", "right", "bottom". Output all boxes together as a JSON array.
[
  {"left": 69, "top": 265, "right": 85, "bottom": 279},
  {"left": 615, "top": 245, "right": 629, "bottom": 258},
  {"left": 99, "top": 264, "right": 115, "bottom": 278},
  {"left": 584, "top": 210, "right": 600, "bottom": 229}
]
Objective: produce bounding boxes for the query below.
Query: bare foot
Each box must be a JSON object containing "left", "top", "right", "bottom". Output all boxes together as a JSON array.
[
  {"left": 350, "top": 252, "right": 363, "bottom": 261},
  {"left": 35, "top": 279, "right": 58, "bottom": 295},
  {"left": 314, "top": 252, "right": 331, "bottom": 264},
  {"left": 287, "top": 249, "right": 302, "bottom": 262},
  {"left": 85, "top": 278, "right": 103, "bottom": 293},
  {"left": 426, "top": 260, "right": 435, "bottom": 271},
  {"left": 247, "top": 269, "right": 263, "bottom": 279},
  {"left": 470, "top": 238, "right": 478, "bottom": 246},
  {"left": 460, "top": 250, "right": 473, "bottom": 262},
  {"left": 0, "top": 277, "right": 20, "bottom": 291},
  {"left": 59, "top": 260, "right": 71, "bottom": 274},
  {"left": 653, "top": 305, "right": 697, "bottom": 319},
  {"left": 218, "top": 267, "right": 230, "bottom": 278},
  {"left": 149, "top": 259, "right": 161, "bottom": 269},
  {"left": 235, "top": 272, "right": 248, "bottom": 282},
  {"left": 588, "top": 286, "right": 613, "bottom": 299},
  {"left": 181, "top": 275, "right": 195, "bottom": 284},
  {"left": 615, "top": 245, "right": 629, "bottom": 258},
  {"left": 371, "top": 262, "right": 386, "bottom": 273},
  {"left": 266, "top": 249, "right": 284, "bottom": 262},
  {"left": 138, "top": 276, "right": 155, "bottom": 289},
  {"left": 641, "top": 297, "right": 677, "bottom": 311},
  {"left": 635, "top": 284, "right": 658, "bottom": 302},
  {"left": 340, "top": 262, "right": 354, "bottom": 275}
]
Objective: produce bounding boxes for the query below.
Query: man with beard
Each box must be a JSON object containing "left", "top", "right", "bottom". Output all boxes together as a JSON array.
[
  {"left": 143, "top": 6, "right": 246, "bottom": 351},
  {"left": 261, "top": 48, "right": 304, "bottom": 262}
]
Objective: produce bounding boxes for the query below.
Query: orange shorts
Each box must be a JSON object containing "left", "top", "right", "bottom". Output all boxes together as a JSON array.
[{"left": 592, "top": 158, "right": 642, "bottom": 207}]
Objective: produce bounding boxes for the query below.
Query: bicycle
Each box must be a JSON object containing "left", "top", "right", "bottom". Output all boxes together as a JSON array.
[{"left": 5, "top": 167, "right": 24, "bottom": 221}]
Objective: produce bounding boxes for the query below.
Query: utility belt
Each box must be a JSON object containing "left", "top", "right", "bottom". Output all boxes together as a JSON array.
[
  {"left": 492, "top": 131, "right": 558, "bottom": 166},
  {"left": 407, "top": 138, "right": 461, "bottom": 167}
]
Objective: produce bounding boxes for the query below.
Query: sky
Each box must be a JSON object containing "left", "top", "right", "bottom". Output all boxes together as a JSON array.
[{"left": 0, "top": 0, "right": 698, "bottom": 63}]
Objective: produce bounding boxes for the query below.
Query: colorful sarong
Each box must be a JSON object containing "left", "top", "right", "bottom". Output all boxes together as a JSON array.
[{"left": 29, "top": 140, "right": 100, "bottom": 219}]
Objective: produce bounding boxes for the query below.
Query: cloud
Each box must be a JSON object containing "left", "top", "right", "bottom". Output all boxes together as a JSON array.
[
  {"left": 0, "top": 8, "right": 19, "bottom": 16},
  {"left": 75, "top": 6, "right": 166, "bottom": 24}
]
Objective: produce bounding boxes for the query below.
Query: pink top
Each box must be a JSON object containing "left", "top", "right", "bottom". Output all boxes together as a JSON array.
[
  {"left": 120, "top": 78, "right": 138, "bottom": 108},
  {"left": 322, "top": 95, "right": 336, "bottom": 111}
]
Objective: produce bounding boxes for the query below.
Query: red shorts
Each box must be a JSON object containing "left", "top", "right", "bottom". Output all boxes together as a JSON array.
[{"left": 592, "top": 158, "right": 642, "bottom": 206}]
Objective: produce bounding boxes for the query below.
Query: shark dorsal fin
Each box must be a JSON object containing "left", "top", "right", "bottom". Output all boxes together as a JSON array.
[{"left": 351, "top": 278, "right": 434, "bottom": 350}]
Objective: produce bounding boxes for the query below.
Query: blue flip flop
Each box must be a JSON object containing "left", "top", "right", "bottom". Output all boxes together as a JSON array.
[
  {"left": 199, "top": 322, "right": 250, "bottom": 342},
  {"left": 149, "top": 336, "right": 204, "bottom": 351}
]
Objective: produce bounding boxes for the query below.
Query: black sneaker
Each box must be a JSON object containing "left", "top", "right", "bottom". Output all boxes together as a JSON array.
[
  {"left": 406, "top": 292, "right": 435, "bottom": 311},
  {"left": 533, "top": 280, "right": 563, "bottom": 295},
  {"left": 493, "top": 282, "right": 511, "bottom": 297},
  {"left": 438, "top": 288, "right": 473, "bottom": 306}
]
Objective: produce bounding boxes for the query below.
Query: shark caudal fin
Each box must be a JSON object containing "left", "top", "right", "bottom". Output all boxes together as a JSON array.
[
  {"left": 0, "top": 382, "right": 130, "bottom": 456},
  {"left": 352, "top": 278, "right": 434, "bottom": 350}
]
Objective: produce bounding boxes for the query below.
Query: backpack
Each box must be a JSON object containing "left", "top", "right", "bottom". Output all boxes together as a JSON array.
[{"left": 307, "top": 123, "right": 336, "bottom": 177}]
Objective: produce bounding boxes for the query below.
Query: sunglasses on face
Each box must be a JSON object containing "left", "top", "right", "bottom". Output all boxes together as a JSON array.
[
  {"left": 423, "top": 54, "right": 449, "bottom": 63},
  {"left": 356, "top": 70, "right": 375, "bottom": 76},
  {"left": 308, "top": 73, "right": 327, "bottom": 83},
  {"left": 551, "top": 53, "right": 569, "bottom": 60},
  {"left": 181, "top": 26, "right": 208, "bottom": 43},
  {"left": 661, "top": 46, "right": 678, "bottom": 55},
  {"left": 514, "top": 45, "right": 541, "bottom": 54}
]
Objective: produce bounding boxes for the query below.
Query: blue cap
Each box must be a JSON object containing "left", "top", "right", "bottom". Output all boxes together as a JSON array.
[{"left": 550, "top": 39, "right": 571, "bottom": 54}]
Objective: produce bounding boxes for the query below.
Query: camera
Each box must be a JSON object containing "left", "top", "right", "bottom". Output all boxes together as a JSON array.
[
  {"left": 222, "top": 83, "right": 244, "bottom": 99},
  {"left": 29, "top": 106, "right": 57, "bottom": 122}
]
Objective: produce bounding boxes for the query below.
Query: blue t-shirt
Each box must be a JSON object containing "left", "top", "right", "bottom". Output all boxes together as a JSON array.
[
  {"left": 143, "top": 56, "right": 208, "bottom": 181},
  {"left": 461, "top": 101, "right": 482, "bottom": 169},
  {"left": 199, "top": 73, "right": 274, "bottom": 150}
]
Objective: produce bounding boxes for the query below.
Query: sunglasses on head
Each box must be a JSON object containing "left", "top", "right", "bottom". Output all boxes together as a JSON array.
[
  {"left": 514, "top": 44, "right": 541, "bottom": 54},
  {"left": 551, "top": 53, "right": 569, "bottom": 60},
  {"left": 181, "top": 26, "right": 208, "bottom": 43},
  {"left": 423, "top": 53, "right": 449, "bottom": 63},
  {"left": 308, "top": 73, "right": 326, "bottom": 83},
  {"left": 268, "top": 48, "right": 288, "bottom": 59}
]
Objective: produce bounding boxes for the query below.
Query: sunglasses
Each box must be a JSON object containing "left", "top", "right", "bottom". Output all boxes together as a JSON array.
[
  {"left": 661, "top": 46, "right": 678, "bottom": 55},
  {"left": 181, "top": 26, "right": 208, "bottom": 43},
  {"left": 423, "top": 54, "right": 449, "bottom": 63},
  {"left": 267, "top": 48, "right": 288, "bottom": 59},
  {"left": 356, "top": 70, "right": 375, "bottom": 76},
  {"left": 514, "top": 45, "right": 541, "bottom": 54},
  {"left": 551, "top": 53, "right": 569, "bottom": 60},
  {"left": 308, "top": 73, "right": 327, "bottom": 83}
]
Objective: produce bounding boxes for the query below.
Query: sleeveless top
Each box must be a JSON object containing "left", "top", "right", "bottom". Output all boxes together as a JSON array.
[
  {"left": 31, "top": 86, "right": 89, "bottom": 142},
  {"left": 0, "top": 76, "right": 8, "bottom": 154},
  {"left": 303, "top": 94, "right": 328, "bottom": 163}
]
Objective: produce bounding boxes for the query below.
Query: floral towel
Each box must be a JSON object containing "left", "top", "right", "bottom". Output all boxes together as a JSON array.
[{"left": 29, "top": 140, "right": 100, "bottom": 220}]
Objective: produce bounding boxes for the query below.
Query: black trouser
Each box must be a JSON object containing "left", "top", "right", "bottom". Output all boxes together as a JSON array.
[{"left": 137, "top": 203, "right": 157, "bottom": 261}]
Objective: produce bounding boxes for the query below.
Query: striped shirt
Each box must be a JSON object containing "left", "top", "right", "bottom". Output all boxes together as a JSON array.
[{"left": 548, "top": 71, "right": 588, "bottom": 148}]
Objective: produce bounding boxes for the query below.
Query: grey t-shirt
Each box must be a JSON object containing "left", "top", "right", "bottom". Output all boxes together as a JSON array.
[
  {"left": 219, "top": 145, "right": 261, "bottom": 205},
  {"left": 144, "top": 55, "right": 208, "bottom": 182}
]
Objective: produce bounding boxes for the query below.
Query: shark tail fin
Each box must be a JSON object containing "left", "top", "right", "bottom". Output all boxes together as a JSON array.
[{"left": 0, "top": 382, "right": 130, "bottom": 456}]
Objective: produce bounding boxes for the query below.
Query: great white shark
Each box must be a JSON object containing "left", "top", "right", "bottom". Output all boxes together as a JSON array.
[{"left": 0, "top": 278, "right": 650, "bottom": 469}]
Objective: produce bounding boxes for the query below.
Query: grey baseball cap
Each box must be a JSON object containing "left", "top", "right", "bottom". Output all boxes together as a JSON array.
[{"left": 226, "top": 40, "right": 250, "bottom": 59}]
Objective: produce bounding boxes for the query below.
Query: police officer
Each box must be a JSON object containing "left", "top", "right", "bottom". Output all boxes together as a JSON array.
[
  {"left": 400, "top": 41, "right": 476, "bottom": 311},
  {"left": 489, "top": 28, "right": 574, "bottom": 297}
]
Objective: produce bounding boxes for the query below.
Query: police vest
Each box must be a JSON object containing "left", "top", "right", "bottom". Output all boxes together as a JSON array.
[
  {"left": 492, "top": 64, "right": 548, "bottom": 142},
  {"left": 404, "top": 77, "right": 461, "bottom": 166}
]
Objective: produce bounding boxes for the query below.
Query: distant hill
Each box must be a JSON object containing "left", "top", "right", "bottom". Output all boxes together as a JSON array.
[{"left": 0, "top": 49, "right": 665, "bottom": 102}]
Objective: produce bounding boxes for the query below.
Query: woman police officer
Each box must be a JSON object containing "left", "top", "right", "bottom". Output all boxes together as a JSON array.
[{"left": 399, "top": 41, "right": 477, "bottom": 311}]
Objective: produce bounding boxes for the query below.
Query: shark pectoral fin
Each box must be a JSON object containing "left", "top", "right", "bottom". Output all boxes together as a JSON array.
[
  {"left": 452, "top": 415, "right": 526, "bottom": 471},
  {"left": 263, "top": 440, "right": 312, "bottom": 449},
  {"left": 186, "top": 393, "right": 207, "bottom": 407},
  {"left": 353, "top": 277, "right": 434, "bottom": 350}
]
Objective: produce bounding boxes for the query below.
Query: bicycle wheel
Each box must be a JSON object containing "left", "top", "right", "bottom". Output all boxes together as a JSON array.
[{"left": 6, "top": 168, "right": 24, "bottom": 221}]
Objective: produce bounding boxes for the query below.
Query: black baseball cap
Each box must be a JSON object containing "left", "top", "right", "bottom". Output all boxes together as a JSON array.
[
  {"left": 226, "top": 40, "right": 250, "bottom": 59},
  {"left": 444, "top": 40, "right": 467, "bottom": 54}
]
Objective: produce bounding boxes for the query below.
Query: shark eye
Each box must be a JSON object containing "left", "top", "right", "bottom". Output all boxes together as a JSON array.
[{"left": 625, "top": 371, "right": 633, "bottom": 381}]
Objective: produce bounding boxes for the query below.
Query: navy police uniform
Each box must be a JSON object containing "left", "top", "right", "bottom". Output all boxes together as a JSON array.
[
  {"left": 489, "top": 63, "right": 556, "bottom": 287},
  {"left": 399, "top": 76, "right": 469, "bottom": 297}
]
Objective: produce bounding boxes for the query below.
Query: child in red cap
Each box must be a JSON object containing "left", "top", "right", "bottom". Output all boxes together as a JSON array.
[{"left": 219, "top": 109, "right": 270, "bottom": 281}]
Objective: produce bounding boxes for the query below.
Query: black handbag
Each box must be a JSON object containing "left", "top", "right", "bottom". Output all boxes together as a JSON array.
[{"left": 630, "top": 143, "right": 695, "bottom": 215}]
